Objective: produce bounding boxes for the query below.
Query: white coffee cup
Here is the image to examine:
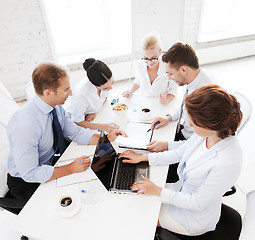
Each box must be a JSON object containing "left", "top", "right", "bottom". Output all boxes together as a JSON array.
[
  {"left": 58, "top": 195, "right": 75, "bottom": 213},
  {"left": 140, "top": 107, "right": 152, "bottom": 120}
]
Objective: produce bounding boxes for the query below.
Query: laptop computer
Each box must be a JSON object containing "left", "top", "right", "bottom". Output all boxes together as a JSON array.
[{"left": 91, "top": 132, "right": 149, "bottom": 194}]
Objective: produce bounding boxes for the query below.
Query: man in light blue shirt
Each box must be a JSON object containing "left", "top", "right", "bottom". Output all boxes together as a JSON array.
[{"left": 6, "top": 62, "right": 123, "bottom": 206}]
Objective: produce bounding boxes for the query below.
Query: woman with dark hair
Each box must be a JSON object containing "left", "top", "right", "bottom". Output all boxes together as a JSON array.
[
  {"left": 119, "top": 84, "right": 243, "bottom": 236},
  {"left": 68, "top": 58, "right": 119, "bottom": 132}
]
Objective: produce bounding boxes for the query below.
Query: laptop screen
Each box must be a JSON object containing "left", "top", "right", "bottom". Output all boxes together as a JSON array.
[{"left": 91, "top": 133, "right": 116, "bottom": 190}]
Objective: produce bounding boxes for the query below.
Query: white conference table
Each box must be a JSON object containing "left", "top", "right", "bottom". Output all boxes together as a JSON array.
[{"left": 12, "top": 95, "right": 181, "bottom": 240}]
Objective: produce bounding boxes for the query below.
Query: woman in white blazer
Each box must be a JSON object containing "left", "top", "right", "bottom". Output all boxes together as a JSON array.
[{"left": 119, "top": 84, "right": 243, "bottom": 236}]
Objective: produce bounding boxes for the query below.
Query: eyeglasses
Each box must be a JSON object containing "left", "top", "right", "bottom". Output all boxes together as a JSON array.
[{"left": 141, "top": 57, "right": 158, "bottom": 62}]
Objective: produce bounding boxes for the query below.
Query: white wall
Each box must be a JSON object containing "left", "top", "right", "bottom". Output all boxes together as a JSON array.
[
  {"left": 1, "top": 0, "right": 255, "bottom": 100},
  {"left": 0, "top": 0, "right": 52, "bottom": 99},
  {"left": 0, "top": 0, "right": 185, "bottom": 100}
]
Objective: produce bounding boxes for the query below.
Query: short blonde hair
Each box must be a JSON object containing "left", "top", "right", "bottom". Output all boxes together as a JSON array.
[{"left": 141, "top": 31, "right": 161, "bottom": 51}]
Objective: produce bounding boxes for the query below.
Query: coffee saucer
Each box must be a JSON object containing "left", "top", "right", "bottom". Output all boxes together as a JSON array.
[
  {"left": 139, "top": 113, "right": 155, "bottom": 122},
  {"left": 56, "top": 195, "right": 81, "bottom": 219}
]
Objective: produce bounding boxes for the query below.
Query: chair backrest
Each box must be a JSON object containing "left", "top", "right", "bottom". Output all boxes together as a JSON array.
[
  {"left": 239, "top": 190, "right": 255, "bottom": 240},
  {"left": 155, "top": 204, "right": 242, "bottom": 240},
  {"left": 24, "top": 81, "right": 35, "bottom": 101},
  {"left": 233, "top": 92, "right": 252, "bottom": 134},
  {"left": 0, "top": 82, "right": 19, "bottom": 197}
]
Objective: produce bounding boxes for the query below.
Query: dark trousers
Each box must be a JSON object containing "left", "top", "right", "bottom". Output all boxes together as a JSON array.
[
  {"left": 166, "top": 125, "right": 186, "bottom": 183},
  {"left": 6, "top": 140, "right": 71, "bottom": 208},
  {"left": 7, "top": 173, "right": 40, "bottom": 203}
]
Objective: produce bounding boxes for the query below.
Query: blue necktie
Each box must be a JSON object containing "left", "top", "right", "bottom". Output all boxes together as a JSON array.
[{"left": 52, "top": 108, "right": 66, "bottom": 156}]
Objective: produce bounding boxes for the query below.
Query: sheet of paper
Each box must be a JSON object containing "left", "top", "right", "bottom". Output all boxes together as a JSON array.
[
  {"left": 116, "top": 122, "right": 152, "bottom": 149},
  {"left": 115, "top": 135, "right": 148, "bottom": 149},
  {"left": 56, "top": 159, "right": 98, "bottom": 187}
]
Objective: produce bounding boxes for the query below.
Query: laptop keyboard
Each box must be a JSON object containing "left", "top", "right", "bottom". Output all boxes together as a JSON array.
[{"left": 116, "top": 159, "right": 136, "bottom": 190}]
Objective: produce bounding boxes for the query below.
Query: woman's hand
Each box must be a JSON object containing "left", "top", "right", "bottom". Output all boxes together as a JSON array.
[
  {"left": 131, "top": 175, "right": 162, "bottom": 196},
  {"left": 69, "top": 155, "right": 91, "bottom": 174},
  {"left": 85, "top": 113, "right": 96, "bottom": 122},
  {"left": 147, "top": 140, "right": 168, "bottom": 152},
  {"left": 119, "top": 150, "right": 148, "bottom": 164},
  {"left": 122, "top": 90, "right": 132, "bottom": 98},
  {"left": 159, "top": 94, "right": 168, "bottom": 105},
  {"left": 102, "top": 123, "right": 120, "bottom": 133}
]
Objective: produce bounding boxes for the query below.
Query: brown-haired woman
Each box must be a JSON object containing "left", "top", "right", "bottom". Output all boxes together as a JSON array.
[{"left": 119, "top": 84, "right": 243, "bottom": 236}]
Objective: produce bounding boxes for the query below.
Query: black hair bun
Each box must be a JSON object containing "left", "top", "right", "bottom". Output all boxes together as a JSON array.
[{"left": 83, "top": 58, "right": 96, "bottom": 71}]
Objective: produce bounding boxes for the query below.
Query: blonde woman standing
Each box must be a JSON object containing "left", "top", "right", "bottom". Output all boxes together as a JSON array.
[{"left": 122, "top": 32, "right": 178, "bottom": 105}]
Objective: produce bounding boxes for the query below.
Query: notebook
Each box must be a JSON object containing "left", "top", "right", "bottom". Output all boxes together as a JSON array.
[
  {"left": 91, "top": 132, "right": 149, "bottom": 194},
  {"left": 115, "top": 121, "right": 154, "bottom": 150}
]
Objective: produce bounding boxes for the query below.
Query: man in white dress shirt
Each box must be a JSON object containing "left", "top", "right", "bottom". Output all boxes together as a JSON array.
[{"left": 148, "top": 43, "right": 215, "bottom": 182}]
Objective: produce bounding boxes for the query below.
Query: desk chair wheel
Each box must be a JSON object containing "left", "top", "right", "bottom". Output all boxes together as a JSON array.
[{"left": 155, "top": 204, "right": 242, "bottom": 240}]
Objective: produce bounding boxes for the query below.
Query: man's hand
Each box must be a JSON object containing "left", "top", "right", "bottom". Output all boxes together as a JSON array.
[
  {"left": 131, "top": 175, "right": 162, "bottom": 196},
  {"left": 107, "top": 129, "right": 127, "bottom": 142},
  {"left": 69, "top": 155, "right": 91, "bottom": 174},
  {"left": 102, "top": 123, "right": 119, "bottom": 133},
  {"left": 119, "top": 150, "right": 148, "bottom": 164},
  {"left": 151, "top": 116, "right": 172, "bottom": 130},
  {"left": 146, "top": 140, "right": 168, "bottom": 152}
]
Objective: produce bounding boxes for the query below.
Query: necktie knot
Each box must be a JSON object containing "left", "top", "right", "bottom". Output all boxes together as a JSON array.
[{"left": 52, "top": 108, "right": 57, "bottom": 117}]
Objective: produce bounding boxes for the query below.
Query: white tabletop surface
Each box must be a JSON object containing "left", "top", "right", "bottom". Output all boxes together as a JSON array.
[{"left": 12, "top": 95, "right": 181, "bottom": 240}]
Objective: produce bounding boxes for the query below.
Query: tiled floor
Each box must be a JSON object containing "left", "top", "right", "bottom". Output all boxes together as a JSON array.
[{"left": 1, "top": 55, "right": 255, "bottom": 239}]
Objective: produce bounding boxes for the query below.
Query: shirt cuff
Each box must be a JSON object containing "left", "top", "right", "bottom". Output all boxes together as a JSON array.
[
  {"left": 148, "top": 153, "right": 158, "bottom": 166},
  {"left": 160, "top": 187, "right": 171, "bottom": 204},
  {"left": 170, "top": 111, "right": 179, "bottom": 121}
]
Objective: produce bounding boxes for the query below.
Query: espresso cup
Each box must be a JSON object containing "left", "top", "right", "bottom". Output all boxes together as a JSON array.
[
  {"left": 140, "top": 107, "right": 152, "bottom": 120},
  {"left": 58, "top": 195, "right": 75, "bottom": 213}
]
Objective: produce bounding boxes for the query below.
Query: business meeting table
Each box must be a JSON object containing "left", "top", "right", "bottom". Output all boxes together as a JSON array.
[{"left": 11, "top": 94, "right": 181, "bottom": 240}]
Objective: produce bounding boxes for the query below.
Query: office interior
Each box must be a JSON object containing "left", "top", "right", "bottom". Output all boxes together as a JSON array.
[{"left": 1, "top": 0, "right": 255, "bottom": 239}]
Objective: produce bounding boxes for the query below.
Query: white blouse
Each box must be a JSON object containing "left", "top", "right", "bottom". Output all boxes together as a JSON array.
[
  {"left": 66, "top": 78, "right": 109, "bottom": 123},
  {"left": 134, "top": 58, "right": 178, "bottom": 97}
]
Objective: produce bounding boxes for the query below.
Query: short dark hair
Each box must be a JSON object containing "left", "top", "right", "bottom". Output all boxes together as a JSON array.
[
  {"left": 185, "top": 84, "right": 242, "bottom": 139},
  {"left": 32, "top": 63, "right": 68, "bottom": 95},
  {"left": 162, "top": 42, "right": 199, "bottom": 70},
  {"left": 83, "top": 58, "right": 112, "bottom": 87}
]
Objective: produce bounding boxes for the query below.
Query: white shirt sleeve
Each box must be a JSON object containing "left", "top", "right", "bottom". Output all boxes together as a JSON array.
[
  {"left": 166, "top": 80, "right": 178, "bottom": 96},
  {"left": 71, "top": 92, "right": 89, "bottom": 123}
]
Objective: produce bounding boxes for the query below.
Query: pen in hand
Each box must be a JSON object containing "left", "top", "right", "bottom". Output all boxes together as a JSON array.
[
  {"left": 147, "top": 121, "right": 160, "bottom": 132},
  {"left": 79, "top": 154, "right": 93, "bottom": 161}
]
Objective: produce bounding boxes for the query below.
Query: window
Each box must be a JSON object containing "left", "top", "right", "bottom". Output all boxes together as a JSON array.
[
  {"left": 41, "top": 0, "right": 132, "bottom": 65},
  {"left": 198, "top": 0, "right": 255, "bottom": 43}
]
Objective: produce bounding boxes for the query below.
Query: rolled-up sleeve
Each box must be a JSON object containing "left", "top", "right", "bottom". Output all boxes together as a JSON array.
[{"left": 8, "top": 118, "right": 54, "bottom": 183}]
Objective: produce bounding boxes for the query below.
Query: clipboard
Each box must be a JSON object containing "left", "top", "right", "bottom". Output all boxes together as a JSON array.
[{"left": 117, "top": 121, "right": 154, "bottom": 150}]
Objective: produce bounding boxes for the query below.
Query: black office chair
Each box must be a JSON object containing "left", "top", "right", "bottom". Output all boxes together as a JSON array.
[
  {"left": 0, "top": 191, "right": 29, "bottom": 240},
  {"left": 0, "top": 190, "right": 26, "bottom": 215},
  {"left": 154, "top": 204, "right": 242, "bottom": 240}
]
